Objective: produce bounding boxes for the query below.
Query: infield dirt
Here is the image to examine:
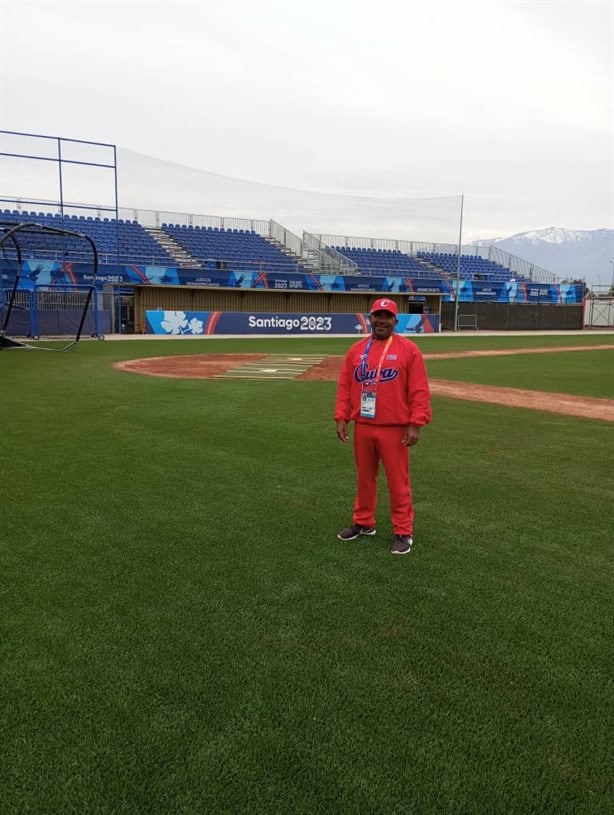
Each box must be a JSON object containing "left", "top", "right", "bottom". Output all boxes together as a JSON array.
[{"left": 114, "top": 346, "right": 614, "bottom": 422}]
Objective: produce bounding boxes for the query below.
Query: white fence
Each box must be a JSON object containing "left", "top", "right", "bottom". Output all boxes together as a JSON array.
[{"left": 584, "top": 297, "right": 614, "bottom": 328}]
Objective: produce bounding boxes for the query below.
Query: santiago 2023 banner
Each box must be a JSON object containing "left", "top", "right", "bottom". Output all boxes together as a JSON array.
[{"left": 145, "top": 311, "right": 441, "bottom": 335}]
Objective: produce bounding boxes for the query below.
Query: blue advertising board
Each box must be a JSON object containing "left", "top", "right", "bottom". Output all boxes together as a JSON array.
[
  {"left": 145, "top": 311, "right": 441, "bottom": 336},
  {"left": 0, "top": 258, "right": 584, "bottom": 304}
]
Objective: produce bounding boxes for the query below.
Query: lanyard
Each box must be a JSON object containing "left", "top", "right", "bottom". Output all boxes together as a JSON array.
[{"left": 361, "top": 334, "right": 394, "bottom": 388}]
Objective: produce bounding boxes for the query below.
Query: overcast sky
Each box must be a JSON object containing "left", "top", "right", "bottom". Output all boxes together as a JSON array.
[{"left": 0, "top": 0, "right": 612, "bottom": 241}]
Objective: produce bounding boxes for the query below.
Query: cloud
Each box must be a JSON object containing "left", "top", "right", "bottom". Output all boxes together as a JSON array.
[{"left": 1, "top": 0, "right": 611, "bottom": 237}]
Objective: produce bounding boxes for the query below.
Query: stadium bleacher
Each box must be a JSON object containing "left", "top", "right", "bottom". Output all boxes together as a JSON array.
[
  {"left": 417, "top": 251, "right": 513, "bottom": 282},
  {"left": 331, "top": 247, "right": 434, "bottom": 277},
  {"left": 0, "top": 210, "right": 176, "bottom": 265},
  {"left": 161, "top": 223, "right": 309, "bottom": 274},
  {"left": 1, "top": 208, "right": 527, "bottom": 283}
]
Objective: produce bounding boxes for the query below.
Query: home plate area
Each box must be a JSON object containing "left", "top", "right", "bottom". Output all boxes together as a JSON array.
[{"left": 214, "top": 354, "right": 327, "bottom": 380}]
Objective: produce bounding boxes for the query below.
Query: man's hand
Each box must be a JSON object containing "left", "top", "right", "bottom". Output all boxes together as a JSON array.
[
  {"left": 402, "top": 425, "right": 420, "bottom": 446},
  {"left": 336, "top": 420, "right": 349, "bottom": 442}
]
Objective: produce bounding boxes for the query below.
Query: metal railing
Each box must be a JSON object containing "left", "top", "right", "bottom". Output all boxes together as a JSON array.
[
  {"left": 1, "top": 285, "right": 104, "bottom": 338},
  {"left": 315, "top": 233, "right": 558, "bottom": 283},
  {"left": 2, "top": 197, "right": 272, "bottom": 235},
  {"left": 315, "top": 233, "right": 415, "bottom": 252},
  {"left": 2, "top": 198, "right": 559, "bottom": 283},
  {"left": 301, "top": 232, "right": 358, "bottom": 274},
  {"left": 154, "top": 210, "right": 270, "bottom": 235},
  {"left": 409, "top": 240, "right": 557, "bottom": 283},
  {"left": 269, "top": 220, "right": 304, "bottom": 261}
]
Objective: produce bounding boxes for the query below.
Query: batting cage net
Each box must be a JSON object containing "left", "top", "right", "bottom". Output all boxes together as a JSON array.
[
  {"left": 116, "top": 147, "right": 464, "bottom": 247},
  {"left": 0, "top": 221, "right": 100, "bottom": 350}
]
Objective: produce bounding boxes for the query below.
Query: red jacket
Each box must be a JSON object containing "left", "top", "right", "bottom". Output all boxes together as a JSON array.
[{"left": 334, "top": 333, "right": 432, "bottom": 427}]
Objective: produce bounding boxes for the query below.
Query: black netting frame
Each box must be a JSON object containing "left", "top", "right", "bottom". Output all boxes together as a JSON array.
[{"left": 0, "top": 221, "right": 98, "bottom": 351}]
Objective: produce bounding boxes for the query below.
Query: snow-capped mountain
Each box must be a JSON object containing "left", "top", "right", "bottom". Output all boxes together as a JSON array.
[{"left": 470, "top": 227, "right": 614, "bottom": 291}]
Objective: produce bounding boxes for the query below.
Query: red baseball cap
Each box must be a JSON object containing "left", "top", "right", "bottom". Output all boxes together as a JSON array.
[{"left": 370, "top": 298, "right": 398, "bottom": 316}]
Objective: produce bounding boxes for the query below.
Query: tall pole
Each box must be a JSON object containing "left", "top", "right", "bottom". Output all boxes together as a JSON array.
[{"left": 454, "top": 194, "right": 465, "bottom": 331}]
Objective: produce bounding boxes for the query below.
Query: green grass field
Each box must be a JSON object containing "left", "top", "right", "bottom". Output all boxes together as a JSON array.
[
  {"left": 2, "top": 334, "right": 613, "bottom": 814},
  {"left": 426, "top": 350, "right": 614, "bottom": 399}
]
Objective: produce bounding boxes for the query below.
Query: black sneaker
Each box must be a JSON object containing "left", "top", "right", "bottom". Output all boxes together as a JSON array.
[
  {"left": 390, "top": 535, "right": 413, "bottom": 555},
  {"left": 337, "top": 524, "right": 376, "bottom": 541}
]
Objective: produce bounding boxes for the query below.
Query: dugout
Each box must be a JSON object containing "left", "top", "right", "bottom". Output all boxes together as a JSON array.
[{"left": 132, "top": 285, "right": 442, "bottom": 332}]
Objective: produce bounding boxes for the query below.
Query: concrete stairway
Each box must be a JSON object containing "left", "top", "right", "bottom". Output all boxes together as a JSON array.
[{"left": 144, "top": 226, "right": 202, "bottom": 269}]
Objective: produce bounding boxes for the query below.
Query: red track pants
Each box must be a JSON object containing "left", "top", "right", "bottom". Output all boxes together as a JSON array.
[{"left": 352, "top": 423, "right": 414, "bottom": 536}]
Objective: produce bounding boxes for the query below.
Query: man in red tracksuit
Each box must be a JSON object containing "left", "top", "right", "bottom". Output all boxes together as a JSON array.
[{"left": 334, "top": 298, "right": 432, "bottom": 555}]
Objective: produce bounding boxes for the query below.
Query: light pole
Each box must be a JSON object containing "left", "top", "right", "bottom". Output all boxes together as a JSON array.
[
  {"left": 453, "top": 194, "right": 464, "bottom": 331},
  {"left": 609, "top": 260, "right": 614, "bottom": 290}
]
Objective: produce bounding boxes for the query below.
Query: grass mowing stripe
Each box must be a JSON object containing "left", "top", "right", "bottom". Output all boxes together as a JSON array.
[
  {"left": 1, "top": 340, "right": 612, "bottom": 813},
  {"left": 426, "top": 349, "right": 614, "bottom": 399}
]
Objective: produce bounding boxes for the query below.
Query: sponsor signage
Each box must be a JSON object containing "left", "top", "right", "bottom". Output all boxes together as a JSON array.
[
  {"left": 1, "top": 259, "right": 584, "bottom": 303},
  {"left": 145, "top": 310, "right": 441, "bottom": 335}
]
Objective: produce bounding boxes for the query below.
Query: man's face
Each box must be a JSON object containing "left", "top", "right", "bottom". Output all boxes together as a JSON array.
[{"left": 369, "top": 310, "right": 397, "bottom": 339}]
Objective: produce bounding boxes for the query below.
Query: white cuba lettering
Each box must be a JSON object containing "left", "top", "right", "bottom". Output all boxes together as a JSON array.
[{"left": 354, "top": 365, "right": 399, "bottom": 383}]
